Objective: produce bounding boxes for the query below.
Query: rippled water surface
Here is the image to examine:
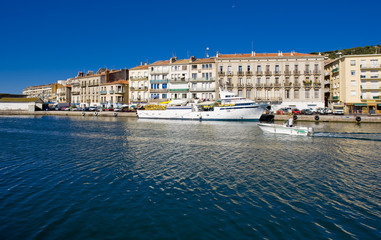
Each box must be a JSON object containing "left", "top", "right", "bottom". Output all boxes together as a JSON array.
[{"left": 1, "top": 116, "right": 380, "bottom": 240}]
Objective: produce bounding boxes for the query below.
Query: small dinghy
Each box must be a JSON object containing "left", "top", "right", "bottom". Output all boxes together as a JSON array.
[{"left": 258, "top": 123, "right": 314, "bottom": 136}]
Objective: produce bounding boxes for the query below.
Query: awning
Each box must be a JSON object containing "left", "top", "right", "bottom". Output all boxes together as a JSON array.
[{"left": 353, "top": 103, "right": 368, "bottom": 106}]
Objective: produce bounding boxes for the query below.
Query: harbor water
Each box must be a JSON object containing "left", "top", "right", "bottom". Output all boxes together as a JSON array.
[{"left": 0, "top": 116, "right": 380, "bottom": 239}]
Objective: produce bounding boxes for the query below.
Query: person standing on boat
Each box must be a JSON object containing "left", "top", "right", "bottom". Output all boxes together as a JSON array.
[{"left": 288, "top": 115, "right": 293, "bottom": 127}]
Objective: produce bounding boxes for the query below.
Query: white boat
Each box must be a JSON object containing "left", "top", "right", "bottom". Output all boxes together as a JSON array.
[
  {"left": 258, "top": 123, "right": 314, "bottom": 136},
  {"left": 137, "top": 90, "right": 267, "bottom": 121}
]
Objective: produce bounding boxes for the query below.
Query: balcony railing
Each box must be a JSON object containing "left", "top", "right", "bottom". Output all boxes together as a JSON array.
[
  {"left": 237, "top": 71, "right": 244, "bottom": 76},
  {"left": 284, "top": 70, "right": 291, "bottom": 76},
  {"left": 274, "top": 71, "right": 281, "bottom": 76},
  {"left": 150, "top": 79, "right": 168, "bottom": 83},
  {"left": 150, "top": 89, "right": 168, "bottom": 93},
  {"left": 332, "top": 68, "right": 339, "bottom": 73},
  {"left": 313, "top": 70, "right": 321, "bottom": 75},
  {"left": 100, "top": 91, "right": 107, "bottom": 95},
  {"left": 169, "top": 88, "right": 189, "bottom": 92},
  {"left": 264, "top": 71, "right": 272, "bottom": 76},
  {"left": 190, "top": 77, "right": 215, "bottom": 82},
  {"left": 190, "top": 88, "right": 214, "bottom": 92},
  {"left": 304, "top": 70, "right": 311, "bottom": 75},
  {"left": 360, "top": 64, "right": 381, "bottom": 69},
  {"left": 246, "top": 71, "right": 253, "bottom": 76},
  {"left": 218, "top": 71, "right": 225, "bottom": 76},
  {"left": 256, "top": 71, "right": 263, "bottom": 76},
  {"left": 293, "top": 70, "right": 300, "bottom": 75},
  {"left": 109, "top": 90, "right": 114, "bottom": 94}
]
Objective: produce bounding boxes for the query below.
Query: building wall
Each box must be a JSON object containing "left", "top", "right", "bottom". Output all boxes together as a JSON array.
[
  {"left": 216, "top": 53, "right": 325, "bottom": 109},
  {"left": 129, "top": 67, "right": 149, "bottom": 104}
]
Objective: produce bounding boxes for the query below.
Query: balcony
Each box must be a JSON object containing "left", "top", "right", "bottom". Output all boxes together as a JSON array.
[
  {"left": 274, "top": 71, "right": 281, "bottom": 76},
  {"left": 100, "top": 90, "right": 107, "bottom": 95},
  {"left": 332, "top": 96, "right": 339, "bottom": 100},
  {"left": 246, "top": 83, "right": 253, "bottom": 89},
  {"left": 360, "top": 64, "right": 381, "bottom": 70},
  {"left": 293, "top": 70, "right": 300, "bottom": 76},
  {"left": 246, "top": 71, "right": 253, "bottom": 76},
  {"left": 109, "top": 90, "right": 114, "bottom": 94},
  {"left": 237, "top": 83, "right": 245, "bottom": 89},
  {"left": 169, "top": 88, "right": 189, "bottom": 92},
  {"left": 332, "top": 68, "right": 339, "bottom": 73},
  {"left": 169, "top": 78, "right": 187, "bottom": 83},
  {"left": 274, "top": 83, "right": 281, "bottom": 88},
  {"left": 256, "top": 71, "right": 263, "bottom": 76},
  {"left": 190, "top": 88, "right": 214, "bottom": 92},
  {"left": 227, "top": 72, "right": 233, "bottom": 76},
  {"left": 218, "top": 71, "right": 225, "bottom": 76},
  {"left": 264, "top": 71, "right": 272, "bottom": 76},
  {"left": 130, "top": 76, "right": 148, "bottom": 81},
  {"left": 313, "top": 70, "right": 321, "bottom": 75},
  {"left": 150, "top": 70, "right": 169, "bottom": 74},
  {"left": 190, "top": 77, "right": 215, "bottom": 82},
  {"left": 304, "top": 70, "right": 311, "bottom": 75},
  {"left": 284, "top": 70, "right": 291, "bottom": 76},
  {"left": 237, "top": 71, "right": 244, "bottom": 76},
  {"left": 150, "top": 89, "right": 168, "bottom": 93},
  {"left": 150, "top": 79, "right": 168, "bottom": 83}
]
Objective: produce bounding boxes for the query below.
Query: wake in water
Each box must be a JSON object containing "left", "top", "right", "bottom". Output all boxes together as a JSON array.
[{"left": 314, "top": 132, "right": 381, "bottom": 142}]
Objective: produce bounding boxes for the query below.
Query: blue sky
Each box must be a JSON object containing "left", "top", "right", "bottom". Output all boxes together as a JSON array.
[{"left": 1, "top": 0, "right": 380, "bottom": 94}]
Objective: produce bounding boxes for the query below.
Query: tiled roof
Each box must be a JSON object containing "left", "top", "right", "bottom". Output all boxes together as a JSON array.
[
  {"left": 218, "top": 53, "right": 319, "bottom": 58},
  {"left": 130, "top": 65, "right": 149, "bottom": 70},
  {"left": 193, "top": 58, "right": 215, "bottom": 63},
  {"left": 102, "top": 80, "right": 129, "bottom": 85},
  {"left": 150, "top": 60, "right": 171, "bottom": 66}
]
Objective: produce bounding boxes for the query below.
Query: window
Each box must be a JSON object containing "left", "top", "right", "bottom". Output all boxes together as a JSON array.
[
  {"left": 257, "top": 78, "right": 261, "bottom": 85},
  {"left": 238, "top": 90, "right": 242, "bottom": 97},
  {"left": 295, "top": 64, "right": 298, "bottom": 71},
  {"left": 238, "top": 65, "right": 242, "bottom": 72},
  {"left": 162, "top": 83, "right": 167, "bottom": 89},
  {"left": 305, "top": 89, "right": 310, "bottom": 98},
  {"left": 246, "top": 90, "right": 251, "bottom": 98},
  {"left": 351, "top": 60, "right": 356, "bottom": 66},
  {"left": 314, "top": 89, "right": 319, "bottom": 98},
  {"left": 351, "top": 70, "right": 356, "bottom": 76},
  {"left": 351, "top": 80, "right": 356, "bottom": 86},
  {"left": 227, "top": 66, "right": 232, "bottom": 74},
  {"left": 361, "top": 71, "right": 366, "bottom": 78},
  {"left": 219, "top": 66, "right": 223, "bottom": 72},
  {"left": 285, "top": 90, "right": 290, "bottom": 99},
  {"left": 275, "top": 65, "right": 279, "bottom": 73},
  {"left": 294, "top": 89, "right": 299, "bottom": 98},
  {"left": 209, "top": 64, "right": 212, "bottom": 68},
  {"left": 257, "top": 65, "right": 261, "bottom": 72},
  {"left": 351, "top": 90, "right": 356, "bottom": 96},
  {"left": 371, "top": 70, "right": 379, "bottom": 78},
  {"left": 247, "top": 65, "right": 251, "bottom": 71},
  {"left": 192, "top": 73, "right": 197, "bottom": 79},
  {"left": 192, "top": 65, "right": 197, "bottom": 69}
]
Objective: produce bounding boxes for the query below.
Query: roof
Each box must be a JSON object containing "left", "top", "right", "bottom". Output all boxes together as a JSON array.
[
  {"left": 150, "top": 60, "right": 171, "bottom": 66},
  {"left": 102, "top": 80, "right": 129, "bottom": 86},
  {"left": 217, "top": 52, "right": 320, "bottom": 58},
  {"left": 130, "top": 65, "right": 149, "bottom": 70},
  {"left": 0, "top": 97, "right": 43, "bottom": 103},
  {"left": 193, "top": 58, "right": 215, "bottom": 64}
]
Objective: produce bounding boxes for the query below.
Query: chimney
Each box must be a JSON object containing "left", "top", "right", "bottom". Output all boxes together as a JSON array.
[
  {"left": 216, "top": 51, "right": 219, "bottom": 58},
  {"left": 189, "top": 56, "right": 196, "bottom": 62},
  {"left": 141, "top": 61, "right": 143, "bottom": 66},
  {"left": 170, "top": 57, "right": 177, "bottom": 63},
  {"left": 291, "top": 51, "right": 294, "bottom": 56},
  {"left": 252, "top": 51, "right": 255, "bottom": 56},
  {"left": 106, "top": 69, "right": 110, "bottom": 83}
]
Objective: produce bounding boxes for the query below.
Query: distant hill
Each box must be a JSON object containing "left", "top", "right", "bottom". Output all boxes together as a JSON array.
[{"left": 310, "top": 45, "right": 381, "bottom": 59}]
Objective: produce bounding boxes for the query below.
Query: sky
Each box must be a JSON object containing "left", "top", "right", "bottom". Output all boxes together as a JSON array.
[{"left": 1, "top": 0, "right": 380, "bottom": 94}]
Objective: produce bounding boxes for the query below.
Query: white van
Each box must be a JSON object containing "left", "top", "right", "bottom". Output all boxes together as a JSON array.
[{"left": 333, "top": 105, "right": 344, "bottom": 115}]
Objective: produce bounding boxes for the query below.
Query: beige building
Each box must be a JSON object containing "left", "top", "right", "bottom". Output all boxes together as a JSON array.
[
  {"left": 216, "top": 52, "right": 325, "bottom": 110},
  {"left": 149, "top": 60, "right": 170, "bottom": 102},
  {"left": 129, "top": 64, "right": 149, "bottom": 104},
  {"left": 324, "top": 54, "right": 381, "bottom": 114},
  {"left": 100, "top": 80, "right": 129, "bottom": 107},
  {"left": 23, "top": 83, "right": 60, "bottom": 103},
  {"left": 189, "top": 57, "right": 217, "bottom": 100},
  {"left": 77, "top": 68, "right": 128, "bottom": 107}
]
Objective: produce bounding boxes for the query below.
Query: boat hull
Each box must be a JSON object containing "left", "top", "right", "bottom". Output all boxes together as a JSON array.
[
  {"left": 137, "top": 105, "right": 266, "bottom": 121},
  {"left": 258, "top": 123, "right": 314, "bottom": 136}
]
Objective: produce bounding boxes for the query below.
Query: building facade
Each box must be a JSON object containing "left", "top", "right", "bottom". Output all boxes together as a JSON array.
[
  {"left": 129, "top": 64, "right": 149, "bottom": 105},
  {"left": 216, "top": 52, "right": 325, "bottom": 110},
  {"left": 23, "top": 83, "right": 60, "bottom": 103},
  {"left": 324, "top": 54, "right": 381, "bottom": 114},
  {"left": 100, "top": 80, "right": 129, "bottom": 107}
]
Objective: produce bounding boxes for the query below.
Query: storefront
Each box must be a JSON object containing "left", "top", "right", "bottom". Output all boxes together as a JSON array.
[{"left": 347, "top": 102, "right": 381, "bottom": 114}]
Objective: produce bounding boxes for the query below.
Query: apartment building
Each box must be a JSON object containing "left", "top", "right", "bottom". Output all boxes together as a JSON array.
[
  {"left": 324, "top": 54, "right": 381, "bottom": 114},
  {"left": 189, "top": 57, "right": 217, "bottom": 100},
  {"left": 216, "top": 52, "right": 325, "bottom": 109},
  {"left": 129, "top": 63, "right": 149, "bottom": 105},
  {"left": 56, "top": 80, "right": 72, "bottom": 104},
  {"left": 23, "top": 83, "right": 60, "bottom": 103},
  {"left": 100, "top": 80, "right": 129, "bottom": 107},
  {"left": 149, "top": 60, "right": 170, "bottom": 102},
  {"left": 77, "top": 68, "right": 128, "bottom": 107}
]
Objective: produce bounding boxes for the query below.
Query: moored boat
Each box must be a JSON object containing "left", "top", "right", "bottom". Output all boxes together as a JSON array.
[
  {"left": 137, "top": 90, "right": 267, "bottom": 121},
  {"left": 258, "top": 123, "right": 314, "bottom": 136}
]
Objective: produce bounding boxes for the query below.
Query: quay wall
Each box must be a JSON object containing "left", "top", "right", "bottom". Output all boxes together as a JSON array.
[
  {"left": 0, "top": 110, "right": 138, "bottom": 118},
  {"left": 274, "top": 114, "right": 381, "bottom": 123},
  {"left": 1, "top": 111, "right": 381, "bottom": 123}
]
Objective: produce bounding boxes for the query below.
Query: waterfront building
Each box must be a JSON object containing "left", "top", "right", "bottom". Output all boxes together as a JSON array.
[
  {"left": 57, "top": 80, "right": 72, "bottom": 104},
  {"left": 215, "top": 52, "right": 325, "bottom": 110},
  {"left": 129, "top": 63, "right": 149, "bottom": 105},
  {"left": 324, "top": 54, "right": 381, "bottom": 114},
  {"left": 100, "top": 80, "right": 129, "bottom": 108},
  {"left": 149, "top": 60, "right": 170, "bottom": 102},
  {"left": 77, "top": 68, "right": 128, "bottom": 108},
  {"left": 23, "top": 83, "right": 60, "bottom": 103},
  {"left": 189, "top": 57, "right": 217, "bottom": 100}
]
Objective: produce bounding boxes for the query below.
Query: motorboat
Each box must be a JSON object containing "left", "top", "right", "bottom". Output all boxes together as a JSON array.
[{"left": 258, "top": 123, "right": 314, "bottom": 136}]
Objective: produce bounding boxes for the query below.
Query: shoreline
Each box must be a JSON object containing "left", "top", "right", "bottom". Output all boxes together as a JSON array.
[{"left": 1, "top": 111, "right": 381, "bottom": 123}]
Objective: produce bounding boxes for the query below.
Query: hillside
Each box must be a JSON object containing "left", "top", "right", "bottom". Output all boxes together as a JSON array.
[{"left": 311, "top": 45, "right": 381, "bottom": 59}]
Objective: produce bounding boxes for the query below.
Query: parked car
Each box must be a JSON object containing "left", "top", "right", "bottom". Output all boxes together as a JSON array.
[
  {"left": 301, "top": 109, "right": 313, "bottom": 115},
  {"left": 276, "top": 108, "right": 291, "bottom": 115},
  {"left": 316, "top": 107, "right": 328, "bottom": 115},
  {"left": 291, "top": 108, "right": 301, "bottom": 115},
  {"left": 105, "top": 107, "right": 114, "bottom": 111}
]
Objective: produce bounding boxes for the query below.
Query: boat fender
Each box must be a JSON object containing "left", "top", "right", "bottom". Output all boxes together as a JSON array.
[
  {"left": 114, "top": 112, "right": 118, "bottom": 117},
  {"left": 356, "top": 116, "right": 361, "bottom": 122},
  {"left": 82, "top": 112, "right": 85, "bottom": 116},
  {"left": 95, "top": 111, "right": 98, "bottom": 116},
  {"left": 293, "top": 115, "right": 297, "bottom": 121},
  {"left": 315, "top": 115, "right": 319, "bottom": 121}
]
